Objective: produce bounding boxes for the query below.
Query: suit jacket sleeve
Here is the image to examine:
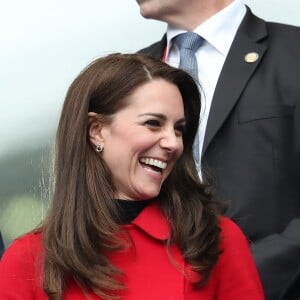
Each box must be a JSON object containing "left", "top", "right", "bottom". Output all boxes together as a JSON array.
[{"left": 251, "top": 218, "right": 300, "bottom": 300}]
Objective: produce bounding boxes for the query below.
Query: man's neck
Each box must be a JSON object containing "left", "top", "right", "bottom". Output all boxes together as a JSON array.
[{"left": 167, "top": 0, "right": 236, "bottom": 31}]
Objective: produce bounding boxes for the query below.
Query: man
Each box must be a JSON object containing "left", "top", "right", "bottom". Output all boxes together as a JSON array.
[
  {"left": 135, "top": 0, "right": 300, "bottom": 299},
  {"left": 0, "top": 232, "right": 4, "bottom": 259}
]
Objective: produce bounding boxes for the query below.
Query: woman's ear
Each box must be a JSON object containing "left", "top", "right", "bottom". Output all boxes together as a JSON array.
[{"left": 88, "top": 112, "right": 105, "bottom": 147}]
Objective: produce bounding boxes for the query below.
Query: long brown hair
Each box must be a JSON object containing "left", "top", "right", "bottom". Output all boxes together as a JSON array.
[{"left": 41, "top": 53, "right": 221, "bottom": 299}]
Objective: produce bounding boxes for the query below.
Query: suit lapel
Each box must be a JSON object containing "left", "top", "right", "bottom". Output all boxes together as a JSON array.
[
  {"left": 202, "top": 9, "right": 268, "bottom": 155},
  {"left": 138, "top": 35, "right": 167, "bottom": 59}
]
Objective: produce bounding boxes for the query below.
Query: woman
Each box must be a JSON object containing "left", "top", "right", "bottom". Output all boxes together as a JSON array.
[{"left": 0, "top": 53, "right": 264, "bottom": 299}]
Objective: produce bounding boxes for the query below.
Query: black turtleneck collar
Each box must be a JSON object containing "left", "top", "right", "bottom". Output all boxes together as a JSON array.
[{"left": 115, "top": 199, "right": 153, "bottom": 224}]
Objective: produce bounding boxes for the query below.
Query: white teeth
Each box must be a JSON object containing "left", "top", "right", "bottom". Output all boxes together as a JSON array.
[{"left": 140, "top": 157, "right": 167, "bottom": 169}]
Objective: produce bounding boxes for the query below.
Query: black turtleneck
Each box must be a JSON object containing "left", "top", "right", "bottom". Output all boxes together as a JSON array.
[{"left": 115, "top": 199, "right": 153, "bottom": 224}]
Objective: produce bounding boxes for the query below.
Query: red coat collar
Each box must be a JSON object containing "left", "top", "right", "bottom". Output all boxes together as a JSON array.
[{"left": 130, "top": 203, "right": 170, "bottom": 241}]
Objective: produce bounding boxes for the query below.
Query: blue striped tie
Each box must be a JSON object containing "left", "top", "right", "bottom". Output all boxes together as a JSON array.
[{"left": 174, "top": 32, "right": 203, "bottom": 171}]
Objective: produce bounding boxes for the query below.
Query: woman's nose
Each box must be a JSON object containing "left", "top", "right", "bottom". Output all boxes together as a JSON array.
[{"left": 159, "top": 129, "right": 182, "bottom": 152}]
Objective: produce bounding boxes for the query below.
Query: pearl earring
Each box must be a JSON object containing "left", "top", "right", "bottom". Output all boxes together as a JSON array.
[{"left": 96, "top": 144, "right": 103, "bottom": 153}]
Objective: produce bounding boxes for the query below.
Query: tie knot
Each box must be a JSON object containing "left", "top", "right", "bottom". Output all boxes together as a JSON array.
[{"left": 174, "top": 32, "right": 204, "bottom": 52}]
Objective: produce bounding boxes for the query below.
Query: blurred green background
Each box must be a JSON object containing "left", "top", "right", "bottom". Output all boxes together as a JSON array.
[{"left": 0, "top": 147, "right": 51, "bottom": 245}]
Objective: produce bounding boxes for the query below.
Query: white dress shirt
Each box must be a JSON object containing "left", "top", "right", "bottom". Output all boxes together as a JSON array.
[{"left": 165, "top": 0, "right": 247, "bottom": 167}]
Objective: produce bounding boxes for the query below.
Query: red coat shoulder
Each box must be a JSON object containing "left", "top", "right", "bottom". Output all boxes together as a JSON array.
[
  {"left": 213, "top": 217, "right": 265, "bottom": 299},
  {"left": 0, "top": 231, "right": 46, "bottom": 299}
]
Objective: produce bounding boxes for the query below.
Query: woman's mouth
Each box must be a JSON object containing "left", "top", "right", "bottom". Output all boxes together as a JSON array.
[{"left": 139, "top": 157, "right": 167, "bottom": 173}]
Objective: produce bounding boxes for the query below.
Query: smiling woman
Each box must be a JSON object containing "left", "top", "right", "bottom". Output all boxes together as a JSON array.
[
  {"left": 88, "top": 79, "right": 185, "bottom": 200},
  {"left": 0, "top": 53, "right": 264, "bottom": 300}
]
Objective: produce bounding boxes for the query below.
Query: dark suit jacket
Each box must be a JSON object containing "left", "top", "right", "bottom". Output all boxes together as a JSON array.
[
  {"left": 139, "top": 7, "right": 300, "bottom": 300},
  {"left": 280, "top": 268, "right": 300, "bottom": 300},
  {"left": 0, "top": 231, "right": 4, "bottom": 259}
]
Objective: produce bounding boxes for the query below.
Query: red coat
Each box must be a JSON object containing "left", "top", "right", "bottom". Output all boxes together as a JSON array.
[{"left": 0, "top": 203, "right": 264, "bottom": 299}]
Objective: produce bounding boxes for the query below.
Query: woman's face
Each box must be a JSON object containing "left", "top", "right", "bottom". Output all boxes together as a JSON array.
[{"left": 95, "top": 79, "right": 185, "bottom": 200}]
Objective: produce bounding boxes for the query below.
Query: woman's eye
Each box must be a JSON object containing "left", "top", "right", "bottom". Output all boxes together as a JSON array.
[
  {"left": 145, "top": 119, "right": 160, "bottom": 127},
  {"left": 175, "top": 124, "right": 186, "bottom": 135}
]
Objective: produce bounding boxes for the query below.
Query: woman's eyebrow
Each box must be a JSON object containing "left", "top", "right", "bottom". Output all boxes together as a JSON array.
[
  {"left": 138, "top": 113, "right": 186, "bottom": 123},
  {"left": 138, "top": 113, "right": 166, "bottom": 120},
  {"left": 138, "top": 113, "right": 186, "bottom": 124}
]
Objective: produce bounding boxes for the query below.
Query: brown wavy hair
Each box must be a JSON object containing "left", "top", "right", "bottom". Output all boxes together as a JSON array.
[{"left": 41, "top": 53, "right": 221, "bottom": 299}]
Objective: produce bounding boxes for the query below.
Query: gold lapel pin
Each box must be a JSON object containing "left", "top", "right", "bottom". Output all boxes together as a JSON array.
[{"left": 244, "top": 52, "right": 259, "bottom": 63}]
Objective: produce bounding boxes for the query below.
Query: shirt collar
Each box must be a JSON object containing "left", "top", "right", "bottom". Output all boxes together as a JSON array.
[
  {"left": 166, "top": 0, "right": 246, "bottom": 57},
  {"left": 130, "top": 202, "right": 170, "bottom": 241}
]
